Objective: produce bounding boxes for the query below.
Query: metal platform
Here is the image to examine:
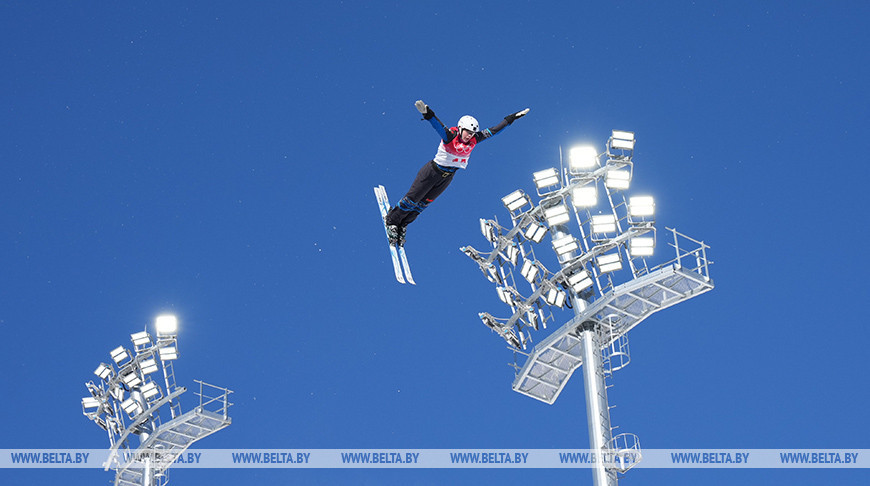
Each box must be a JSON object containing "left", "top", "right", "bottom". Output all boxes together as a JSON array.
[
  {"left": 109, "top": 381, "right": 232, "bottom": 486},
  {"left": 512, "top": 262, "right": 714, "bottom": 404}
]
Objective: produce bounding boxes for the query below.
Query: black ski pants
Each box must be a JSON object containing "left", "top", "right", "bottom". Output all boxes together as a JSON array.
[{"left": 385, "top": 160, "right": 455, "bottom": 227}]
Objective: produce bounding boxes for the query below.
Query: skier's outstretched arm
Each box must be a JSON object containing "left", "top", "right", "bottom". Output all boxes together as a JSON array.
[
  {"left": 478, "top": 107, "right": 530, "bottom": 141},
  {"left": 415, "top": 100, "right": 449, "bottom": 142}
]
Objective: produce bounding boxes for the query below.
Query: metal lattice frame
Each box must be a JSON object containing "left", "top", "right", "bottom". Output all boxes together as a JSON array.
[
  {"left": 462, "top": 131, "right": 714, "bottom": 486},
  {"left": 82, "top": 319, "right": 233, "bottom": 486},
  {"left": 513, "top": 237, "right": 713, "bottom": 404}
]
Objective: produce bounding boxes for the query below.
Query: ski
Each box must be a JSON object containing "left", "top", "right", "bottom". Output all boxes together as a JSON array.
[
  {"left": 374, "top": 185, "right": 413, "bottom": 284},
  {"left": 388, "top": 244, "right": 405, "bottom": 284},
  {"left": 398, "top": 245, "right": 415, "bottom": 285}
]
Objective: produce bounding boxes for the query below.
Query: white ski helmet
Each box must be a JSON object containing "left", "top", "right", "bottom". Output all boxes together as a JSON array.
[{"left": 457, "top": 115, "right": 479, "bottom": 133}]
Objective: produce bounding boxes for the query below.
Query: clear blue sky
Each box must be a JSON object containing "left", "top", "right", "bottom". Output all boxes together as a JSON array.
[{"left": 2, "top": 2, "right": 868, "bottom": 485}]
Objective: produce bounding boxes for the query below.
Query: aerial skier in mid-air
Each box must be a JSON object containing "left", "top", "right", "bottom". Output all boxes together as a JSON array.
[
  {"left": 374, "top": 100, "right": 530, "bottom": 284},
  {"left": 387, "top": 100, "right": 530, "bottom": 246}
]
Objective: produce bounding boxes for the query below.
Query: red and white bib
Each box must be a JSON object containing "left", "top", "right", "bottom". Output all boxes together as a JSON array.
[{"left": 433, "top": 128, "right": 476, "bottom": 169}]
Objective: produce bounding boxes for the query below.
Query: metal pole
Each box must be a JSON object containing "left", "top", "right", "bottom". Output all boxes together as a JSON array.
[
  {"left": 143, "top": 456, "right": 153, "bottom": 486},
  {"left": 552, "top": 219, "right": 618, "bottom": 486},
  {"left": 577, "top": 319, "right": 617, "bottom": 486}
]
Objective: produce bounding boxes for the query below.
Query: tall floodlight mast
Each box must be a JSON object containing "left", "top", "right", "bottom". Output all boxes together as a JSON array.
[
  {"left": 462, "top": 131, "right": 714, "bottom": 485},
  {"left": 81, "top": 315, "right": 233, "bottom": 486}
]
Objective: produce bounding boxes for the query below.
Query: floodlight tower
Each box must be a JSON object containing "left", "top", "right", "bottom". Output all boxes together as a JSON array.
[
  {"left": 81, "top": 315, "right": 233, "bottom": 486},
  {"left": 463, "top": 131, "right": 714, "bottom": 485}
]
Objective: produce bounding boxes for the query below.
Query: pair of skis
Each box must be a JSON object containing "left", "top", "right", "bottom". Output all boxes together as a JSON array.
[{"left": 374, "top": 185, "right": 415, "bottom": 285}]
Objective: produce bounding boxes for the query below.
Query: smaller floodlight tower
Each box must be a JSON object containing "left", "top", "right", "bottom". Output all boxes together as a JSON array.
[
  {"left": 81, "top": 315, "right": 233, "bottom": 486},
  {"left": 463, "top": 131, "right": 714, "bottom": 485}
]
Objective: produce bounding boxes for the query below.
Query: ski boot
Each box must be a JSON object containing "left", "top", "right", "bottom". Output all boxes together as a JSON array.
[
  {"left": 396, "top": 225, "right": 407, "bottom": 247},
  {"left": 386, "top": 224, "right": 400, "bottom": 246}
]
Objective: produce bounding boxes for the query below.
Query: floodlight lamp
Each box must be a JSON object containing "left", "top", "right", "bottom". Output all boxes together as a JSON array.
[
  {"left": 82, "top": 397, "right": 101, "bottom": 410},
  {"left": 596, "top": 252, "right": 623, "bottom": 273},
  {"left": 526, "top": 309, "right": 539, "bottom": 330},
  {"left": 568, "top": 269, "right": 593, "bottom": 292},
  {"left": 545, "top": 288, "right": 567, "bottom": 308},
  {"left": 523, "top": 222, "right": 548, "bottom": 243},
  {"left": 502, "top": 190, "right": 530, "bottom": 213},
  {"left": 480, "top": 219, "right": 496, "bottom": 243},
  {"left": 571, "top": 185, "right": 597, "bottom": 208},
  {"left": 461, "top": 246, "right": 484, "bottom": 264},
  {"left": 520, "top": 260, "right": 539, "bottom": 283},
  {"left": 120, "top": 398, "right": 141, "bottom": 418},
  {"left": 591, "top": 214, "right": 617, "bottom": 234},
  {"left": 533, "top": 168, "right": 560, "bottom": 189},
  {"left": 158, "top": 345, "right": 178, "bottom": 361},
  {"left": 544, "top": 204, "right": 571, "bottom": 226},
  {"left": 552, "top": 235, "right": 579, "bottom": 257},
  {"left": 140, "top": 358, "right": 159, "bottom": 375},
  {"left": 504, "top": 243, "right": 519, "bottom": 266},
  {"left": 94, "top": 363, "right": 113, "bottom": 380},
  {"left": 496, "top": 286, "right": 513, "bottom": 305},
  {"left": 629, "top": 196, "right": 655, "bottom": 218},
  {"left": 610, "top": 130, "right": 636, "bottom": 151},
  {"left": 485, "top": 264, "right": 502, "bottom": 285},
  {"left": 121, "top": 371, "right": 142, "bottom": 388},
  {"left": 110, "top": 346, "right": 129, "bottom": 365},
  {"left": 140, "top": 381, "right": 160, "bottom": 400},
  {"left": 569, "top": 146, "right": 598, "bottom": 172},
  {"left": 605, "top": 169, "right": 631, "bottom": 190},
  {"left": 155, "top": 315, "right": 178, "bottom": 337},
  {"left": 504, "top": 329, "right": 521, "bottom": 349},
  {"left": 130, "top": 331, "right": 151, "bottom": 347},
  {"left": 630, "top": 237, "right": 655, "bottom": 257},
  {"left": 479, "top": 312, "right": 499, "bottom": 331}
]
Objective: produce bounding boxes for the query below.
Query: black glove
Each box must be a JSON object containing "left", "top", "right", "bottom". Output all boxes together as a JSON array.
[{"left": 504, "top": 108, "right": 530, "bottom": 124}]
